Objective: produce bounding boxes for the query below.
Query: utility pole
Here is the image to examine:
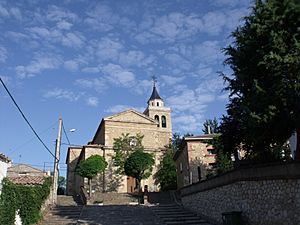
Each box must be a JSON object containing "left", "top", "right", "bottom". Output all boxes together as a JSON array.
[{"left": 52, "top": 117, "right": 62, "bottom": 205}]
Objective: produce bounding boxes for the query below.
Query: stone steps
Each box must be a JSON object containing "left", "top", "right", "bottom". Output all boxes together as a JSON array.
[
  {"left": 152, "top": 204, "right": 213, "bottom": 225},
  {"left": 40, "top": 196, "right": 83, "bottom": 225}
]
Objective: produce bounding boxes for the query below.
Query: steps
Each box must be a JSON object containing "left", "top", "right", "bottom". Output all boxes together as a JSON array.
[
  {"left": 151, "top": 204, "right": 213, "bottom": 225},
  {"left": 91, "top": 192, "right": 139, "bottom": 205},
  {"left": 40, "top": 196, "right": 83, "bottom": 225}
]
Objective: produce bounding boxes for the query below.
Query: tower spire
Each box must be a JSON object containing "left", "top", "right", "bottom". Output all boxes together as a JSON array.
[
  {"left": 148, "top": 76, "right": 162, "bottom": 103},
  {"left": 151, "top": 75, "right": 157, "bottom": 87}
]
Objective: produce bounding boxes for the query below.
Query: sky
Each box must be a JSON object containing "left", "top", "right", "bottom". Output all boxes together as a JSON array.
[{"left": 0, "top": 0, "right": 253, "bottom": 174}]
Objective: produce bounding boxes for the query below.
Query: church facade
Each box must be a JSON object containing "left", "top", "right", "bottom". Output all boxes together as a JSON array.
[{"left": 66, "top": 84, "right": 172, "bottom": 195}]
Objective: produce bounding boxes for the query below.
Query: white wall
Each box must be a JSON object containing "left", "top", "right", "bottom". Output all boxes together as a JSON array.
[
  {"left": 0, "top": 161, "right": 8, "bottom": 195},
  {"left": 289, "top": 133, "right": 296, "bottom": 159}
]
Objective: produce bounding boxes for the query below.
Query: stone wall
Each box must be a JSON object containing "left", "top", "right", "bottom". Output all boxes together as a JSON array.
[{"left": 180, "top": 162, "right": 300, "bottom": 225}]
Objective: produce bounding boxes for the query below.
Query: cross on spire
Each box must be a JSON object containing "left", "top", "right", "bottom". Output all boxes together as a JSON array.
[{"left": 151, "top": 75, "right": 157, "bottom": 87}]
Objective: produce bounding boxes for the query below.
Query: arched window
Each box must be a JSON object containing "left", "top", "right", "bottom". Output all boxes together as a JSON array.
[
  {"left": 162, "top": 115, "right": 166, "bottom": 128},
  {"left": 157, "top": 102, "right": 159, "bottom": 106},
  {"left": 154, "top": 115, "right": 160, "bottom": 127}
]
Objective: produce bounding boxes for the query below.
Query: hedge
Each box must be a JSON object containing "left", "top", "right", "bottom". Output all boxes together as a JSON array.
[{"left": 0, "top": 177, "right": 52, "bottom": 225}]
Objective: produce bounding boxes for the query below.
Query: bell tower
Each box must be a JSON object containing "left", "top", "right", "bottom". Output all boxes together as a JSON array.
[{"left": 144, "top": 76, "right": 172, "bottom": 142}]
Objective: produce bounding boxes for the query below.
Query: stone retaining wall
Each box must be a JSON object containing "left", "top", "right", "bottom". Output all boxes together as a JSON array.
[{"left": 180, "top": 162, "right": 300, "bottom": 225}]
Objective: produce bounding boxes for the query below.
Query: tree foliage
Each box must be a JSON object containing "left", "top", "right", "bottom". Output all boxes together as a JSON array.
[
  {"left": 124, "top": 150, "right": 155, "bottom": 191},
  {"left": 155, "top": 145, "right": 177, "bottom": 191},
  {"left": 220, "top": 0, "right": 300, "bottom": 161},
  {"left": 76, "top": 155, "right": 107, "bottom": 196},
  {"left": 202, "top": 117, "right": 219, "bottom": 134},
  {"left": 113, "top": 133, "right": 144, "bottom": 174}
]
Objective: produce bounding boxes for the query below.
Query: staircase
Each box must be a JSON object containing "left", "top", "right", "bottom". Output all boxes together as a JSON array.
[
  {"left": 40, "top": 196, "right": 83, "bottom": 225},
  {"left": 91, "top": 192, "right": 139, "bottom": 205},
  {"left": 152, "top": 204, "right": 213, "bottom": 225}
]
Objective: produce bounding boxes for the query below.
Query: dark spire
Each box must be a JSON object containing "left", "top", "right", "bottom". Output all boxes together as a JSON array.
[{"left": 148, "top": 75, "right": 162, "bottom": 103}]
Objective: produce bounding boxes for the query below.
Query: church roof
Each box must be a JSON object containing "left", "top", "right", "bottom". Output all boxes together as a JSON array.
[{"left": 148, "top": 85, "right": 162, "bottom": 103}]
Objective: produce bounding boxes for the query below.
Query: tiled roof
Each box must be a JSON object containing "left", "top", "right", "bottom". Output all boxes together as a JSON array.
[
  {"left": 8, "top": 176, "right": 45, "bottom": 185},
  {"left": 148, "top": 85, "right": 162, "bottom": 102}
]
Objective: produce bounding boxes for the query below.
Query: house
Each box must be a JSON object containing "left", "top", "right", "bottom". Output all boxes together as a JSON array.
[
  {"left": 66, "top": 82, "right": 172, "bottom": 195},
  {"left": 174, "top": 134, "right": 217, "bottom": 189},
  {"left": 7, "top": 164, "right": 46, "bottom": 177},
  {"left": 0, "top": 153, "right": 11, "bottom": 194}
]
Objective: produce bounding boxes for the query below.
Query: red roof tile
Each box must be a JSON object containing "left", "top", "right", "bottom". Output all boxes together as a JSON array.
[{"left": 9, "top": 176, "right": 45, "bottom": 185}]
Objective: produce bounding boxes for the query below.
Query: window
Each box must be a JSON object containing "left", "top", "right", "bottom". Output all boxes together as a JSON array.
[
  {"left": 162, "top": 115, "right": 166, "bottom": 128},
  {"left": 154, "top": 115, "right": 159, "bottom": 127},
  {"left": 157, "top": 102, "right": 159, "bottom": 106}
]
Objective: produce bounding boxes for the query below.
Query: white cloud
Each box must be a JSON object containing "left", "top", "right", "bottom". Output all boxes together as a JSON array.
[
  {"left": 84, "top": 4, "right": 120, "bottom": 32},
  {"left": 61, "top": 32, "right": 85, "bottom": 48},
  {"left": 193, "top": 41, "right": 223, "bottom": 64},
  {"left": 94, "top": 38, "right": 123, "bottom": 62},
  {"left": 161, "top": 75, "right": 185, "bottom": 86},
  {"left": 101, "top": 63, "right": 136, "bottom": 87},
  {"left": 64, "top": 60, "right": 79, "bottom": 71},
  {"left": 43, "top": 88, "right": 82, "bottom": 102},
  {"left": 86, "top": 97, "right": 98, "bottom": 107},
  {"left": 46, "top": 5, "right": 78, "bottom": 22},
  {"left": 9, "top": 7, "right": 22, "bottom": 20},
  {"left": 16, "top": 55, "right": 61, "bottom": 78},
  {"left": 0, "top": 75, "right": 11, "bottom": 84},
  {"left": 57, "top": 20, "right": 73, "bottom": 30},
  {"left": 0, "top": 46, "right": 8, "bottom": 63},
  {"left": 0, "top": 5, "right": 9, "bottom": 17},
  {"left": 81, "top": 66, "right": 100, "bottom": 73},
  {"left": 75, "top": 78, "right": 106, "bottom": 93},
  {"left": 212, "top": 0, "right": 251, "bottom": 8},
  {"left": 202, "top": 11, "right": 227, "bottom": 35}
]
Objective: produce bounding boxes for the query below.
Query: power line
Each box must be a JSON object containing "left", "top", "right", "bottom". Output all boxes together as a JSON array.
[
  {"left": 0, "top": 78, "right": 57, "bottom": 161},
  {"left": 62, "top": 122, "right": 71, "bottom": 146}
]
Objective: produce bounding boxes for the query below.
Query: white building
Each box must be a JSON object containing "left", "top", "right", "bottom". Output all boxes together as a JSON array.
[{"left": 0, "top": 153, "right": 11, "bottom": 195}]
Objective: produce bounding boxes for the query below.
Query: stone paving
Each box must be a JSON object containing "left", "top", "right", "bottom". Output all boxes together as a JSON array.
[
  {"left": 77, "top": 205, "right": 163, "bottom": 225},
  {"left": 77, "top": 204, "right": 214, "bottom": 225}
]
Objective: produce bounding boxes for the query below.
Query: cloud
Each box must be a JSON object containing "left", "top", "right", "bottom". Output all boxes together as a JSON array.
[
  {"left": 64, "top": 60, "right": 79, "bottom": 71},
  {"left": 93, "top": 38, "right": 123, "bottom": 62},
  {"left": 202, "top": 11, "right": 227, "bottom": 35},
  {"left": 0, "top": 46, "right": 8, "bottom": 63},
  {"left": 193, "top": 41, "right": 224, "bottom": 64},
  {"left": 46, "top": 5, "right": 78, "bottom": 22},
  {"left": 212, "top": 0, "right": 252, "bottom": 8},
  {"left": 16, "top": 55, "right": 61, "bottom": 78},
  {"left": 0, "top": 5, "right": 9, "bottom": 17},
  {"left": 56, "top": 20, "right": 73, "bottom": 30},
  {"left": 84, "top": 4, "right": 120, "bottom": 32},
  {"left": 86, "top": 97, "right": 98, "bottom": 107},
  {"left": 61, "top": 32, "right": 85, "bottom": 48},
  {"left": 0, "top": 75, "right": 11, "bottom": 84},
  {"left": 43, "top": 88, "right": 82, "bottom": 102},
  {"left": 101, "top": 63, "right": 136, "bottom": 87},
  {"left": 75, "top": 78, "right": 106, "bottom": 93},
  {"left": 161, "top": 75, "right": 185, "bottom": 86}
]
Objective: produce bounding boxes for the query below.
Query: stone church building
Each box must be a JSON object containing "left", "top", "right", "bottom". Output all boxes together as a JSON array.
[{"left": 66, "top": 83, "right": 172, "bottom": 195}]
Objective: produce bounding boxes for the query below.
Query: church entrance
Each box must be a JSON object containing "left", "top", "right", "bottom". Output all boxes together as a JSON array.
[{"left": 127, "top": 176, "right": 136, "bottom": 193}]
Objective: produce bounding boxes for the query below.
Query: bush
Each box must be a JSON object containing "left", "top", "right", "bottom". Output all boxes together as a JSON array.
[{"left": 0, "top": 177, "right": 52, "bottom": 225}]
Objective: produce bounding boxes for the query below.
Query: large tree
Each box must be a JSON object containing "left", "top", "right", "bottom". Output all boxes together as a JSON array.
[
  {"left": 155, "top": 145, "right": 177, "bottom": 191},
  {"left": 113, "top": 133, "right": 144, "bottom": 174},
  {"left": 124, "top": 150, "right": 155, "bottom": 193},
  {"left": 76, "top": 155, "right": 107, "bottom": 196},
  {"left": 221, "top": 0, "right": 300, "bottom": 160},
  {"left": 202, "top": 118, "right": 219, "bottom": 134}
]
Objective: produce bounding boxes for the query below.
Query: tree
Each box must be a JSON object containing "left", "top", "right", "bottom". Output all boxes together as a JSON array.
[
  {"left": 124, "top": 150, "right": 155, "bottom": 192},
  {"left": 202, "top": 118, "right": 219, "bottom": 134},
  {"left": 221, "top": 0, "right": 300, "bottom": 161},
  {"left": 155, "top": 145, "right": 177, "bottom": 191},
  {"left": 76, "top": 155, "right": 107, "bottom": 196},
  {"left": 113, "top": 133, "right": 144, "bottom": 174}
]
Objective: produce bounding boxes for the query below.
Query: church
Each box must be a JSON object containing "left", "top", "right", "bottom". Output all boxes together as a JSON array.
[{"left": 66, "top": 82, "right": 172, "bottom": 195}]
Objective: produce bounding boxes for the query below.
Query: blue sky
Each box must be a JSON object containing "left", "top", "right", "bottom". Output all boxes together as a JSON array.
[{"left": 0, "top": 0, "right": 253, "bottom": 173}]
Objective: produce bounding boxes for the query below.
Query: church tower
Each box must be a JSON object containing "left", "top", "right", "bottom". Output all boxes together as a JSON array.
[{"left": 144, "top": 78, "right": 172, "bottom": 145}]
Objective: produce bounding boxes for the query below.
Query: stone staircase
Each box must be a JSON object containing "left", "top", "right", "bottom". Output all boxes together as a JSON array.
[
  {"left": 40, "top": 196, "right": 83, "bottom": 225},
  {"left": 151, "top": 204, "right": 213, "bottom": 225}
]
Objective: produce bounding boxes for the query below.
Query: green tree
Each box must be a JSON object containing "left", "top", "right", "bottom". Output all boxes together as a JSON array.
[
  {"left": 113, "top": 133, "right": 144, "bottom": 174},
  {"left": 76, "top": 155, "right": 107, "bottom": 196},
  {"left": 221, "top": 0, "right": 300, "bottom": 161},
  {"left": 155, "top": 145, "right": 177, "bottom": 191},
  {"left": 202, "top": 117, "right": 219, "bottom": 134},
  {"left": 124, "top": 150, "right": 155, "bottom": 192}
]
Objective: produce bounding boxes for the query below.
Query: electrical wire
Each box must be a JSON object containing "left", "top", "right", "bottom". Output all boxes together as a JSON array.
[{"left": 0, "top": 78, "right": 57, "bottom": 161}]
